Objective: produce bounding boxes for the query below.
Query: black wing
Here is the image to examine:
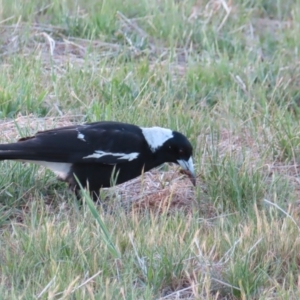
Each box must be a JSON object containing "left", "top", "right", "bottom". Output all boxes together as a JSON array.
[{"left": 0, "top": 122, "right": 145, "bottom": 164}]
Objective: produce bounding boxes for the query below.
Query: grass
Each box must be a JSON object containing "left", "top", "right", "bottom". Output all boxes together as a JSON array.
[{"left": 1, "top": 0, "right": 300, "bottom": 298}]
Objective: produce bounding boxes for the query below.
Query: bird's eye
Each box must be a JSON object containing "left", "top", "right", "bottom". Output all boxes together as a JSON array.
[{"left": 179, "top": 149, "right": 184, "bottom": 155}]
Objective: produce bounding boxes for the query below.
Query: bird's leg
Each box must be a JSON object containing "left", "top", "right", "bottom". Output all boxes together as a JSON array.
[
  {"left": 70, "top": 182, "right": 101, "bottom": 202},
  {"left": 90, "top": 190, "right": 102, "bottom": 203}
]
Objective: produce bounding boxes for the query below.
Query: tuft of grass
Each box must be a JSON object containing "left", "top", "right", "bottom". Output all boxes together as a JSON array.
[
  {"left": 202, "top": 134, "right": 266, "bottom": 214},
  {"left": 1, "top": 0, "right": 300, "bottom": 298}
]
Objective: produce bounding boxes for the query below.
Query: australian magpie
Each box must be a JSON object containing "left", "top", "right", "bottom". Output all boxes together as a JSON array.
[{"left": 0, "top": 121, "right": 195, "bottom": 200}]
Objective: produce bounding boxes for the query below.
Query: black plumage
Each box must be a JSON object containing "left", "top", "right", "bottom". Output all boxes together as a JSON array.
[{"left": 0, "top": 121, "right": 195, "bottom": 200}]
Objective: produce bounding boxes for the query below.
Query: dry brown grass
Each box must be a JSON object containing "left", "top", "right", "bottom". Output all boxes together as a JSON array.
[
  {"left": 0, "top": 114, "right": 76, "bottom": 141},
  {"left": 116, "top": 168, "right": 196, "bottom": 213}
]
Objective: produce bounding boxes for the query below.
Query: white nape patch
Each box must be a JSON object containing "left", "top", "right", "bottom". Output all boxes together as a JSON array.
[
  {"left": 28, "top": 161, "right": 72, "bottom": 180},
  {"left": 141, "top": 127, "right": 173, "bottom": 152},
  {"left": 77, "top": 132, "right": 86, "bottom": 142},
  {"left": 83, "top": 150, "right": 139, "bottom": 161}
]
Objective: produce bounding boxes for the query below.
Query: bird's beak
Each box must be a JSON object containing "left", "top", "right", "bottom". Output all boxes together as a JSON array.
[{"left": 177, "top": 157, "right": 196, "bottom": 186}]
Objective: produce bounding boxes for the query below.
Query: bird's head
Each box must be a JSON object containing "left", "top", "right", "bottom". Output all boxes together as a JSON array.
[{"left": 141, "top": 127, "right": 196, "bottom": 185}]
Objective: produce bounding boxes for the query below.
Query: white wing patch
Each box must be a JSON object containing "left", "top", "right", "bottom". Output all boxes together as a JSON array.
[
  {"left": 141, "top": 127, "right": 173, "bottom": 152},
  {"left": 77, "top": 132, "right": 86, "bottom": 142},
  {"left": 83, "top": 150, "right": 139, "bottom": 161}
]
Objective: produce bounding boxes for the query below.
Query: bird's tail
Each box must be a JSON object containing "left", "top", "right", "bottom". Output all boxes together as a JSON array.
[
  {"left": 0, "top": 143, "right": 38, "bottom": 161},
  {"left": 0, "top": 142, "right": 68, "bottom": 163}
]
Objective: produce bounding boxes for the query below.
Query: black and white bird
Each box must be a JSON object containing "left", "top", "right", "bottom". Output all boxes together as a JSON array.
[{"left": 0, "top": 121, "right": 195, "bottom": 200}]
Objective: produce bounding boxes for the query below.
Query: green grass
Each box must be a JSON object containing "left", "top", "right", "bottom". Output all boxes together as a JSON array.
[{"left": 1, "top": 0, "right": 300, "bottom": 298}]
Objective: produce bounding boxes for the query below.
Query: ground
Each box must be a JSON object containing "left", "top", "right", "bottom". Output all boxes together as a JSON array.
[{"left": 1, "top": 0, "right": 300, "bottom": 299}]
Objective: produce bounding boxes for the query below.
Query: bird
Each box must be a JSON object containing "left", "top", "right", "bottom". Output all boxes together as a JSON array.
[{"left": 0, "top": 121, "right": 195, "bottom": 201}]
